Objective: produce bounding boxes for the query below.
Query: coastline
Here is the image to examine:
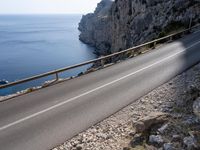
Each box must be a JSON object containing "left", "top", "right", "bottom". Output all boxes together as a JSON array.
[{"left": 0, "top": 14, "right": 96, "bottom": 95}]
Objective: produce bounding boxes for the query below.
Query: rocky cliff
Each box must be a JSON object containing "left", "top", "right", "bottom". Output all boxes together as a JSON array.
[{"left": 79, "top": 0, "right": 200, "bottom": 55}]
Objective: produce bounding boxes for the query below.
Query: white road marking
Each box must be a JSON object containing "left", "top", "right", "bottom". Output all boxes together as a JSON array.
[{"left": 0, "top": 40, "right": 200, "bottom": 132}]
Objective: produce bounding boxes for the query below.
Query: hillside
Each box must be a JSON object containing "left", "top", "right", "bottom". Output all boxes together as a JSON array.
[{"left": 79, "top": 0, "right": 200, "bottom": 55}]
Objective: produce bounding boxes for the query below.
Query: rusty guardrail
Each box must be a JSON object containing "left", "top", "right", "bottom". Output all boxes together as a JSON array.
[{"left": 0, "top": 24, "right": 200, "bottom": 90}]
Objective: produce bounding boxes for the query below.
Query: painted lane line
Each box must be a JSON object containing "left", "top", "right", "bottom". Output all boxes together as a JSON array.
[{"left": 0, "top": 40, "right": 200, "bottom": 132}]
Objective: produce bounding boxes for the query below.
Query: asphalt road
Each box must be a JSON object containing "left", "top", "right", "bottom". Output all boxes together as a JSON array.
[{"left": 0, "top": 31, "right": 200, "bottom": 150}]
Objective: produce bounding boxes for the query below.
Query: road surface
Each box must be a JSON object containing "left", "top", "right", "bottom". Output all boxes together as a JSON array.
[{"left": 0, "top": 31, "right": 200, "bottom": 150}]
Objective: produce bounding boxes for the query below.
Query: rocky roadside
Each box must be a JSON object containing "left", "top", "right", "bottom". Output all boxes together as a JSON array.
[{"left": 52, "top": 61, "right": 200, "bottom": 150}]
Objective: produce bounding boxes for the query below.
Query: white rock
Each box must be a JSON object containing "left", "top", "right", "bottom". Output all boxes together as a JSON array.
[
  {"left": 149, "top": 135, "right": 164, "bottom": 145},
  {"left": 163, "top": 143, "right": 174, "bottom": 150},
  {"left": 183, "top": 136, "right": 196, "bottom": 150},
  {"left": 158, "top": 123, "right": 169, "bottom": 134},
  {"left": 96, "top": 133, "right": 107, "bottom": 139},
  {"left": 193, "top": 98, "right": 200, "bottom": 118}
]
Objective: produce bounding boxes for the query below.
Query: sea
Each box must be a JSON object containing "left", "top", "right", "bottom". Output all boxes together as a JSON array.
[{"left": 0, "top": 15, "right": 96, "bottom": 95}]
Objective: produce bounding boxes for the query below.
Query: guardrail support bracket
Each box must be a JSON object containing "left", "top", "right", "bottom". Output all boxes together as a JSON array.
[{"left": 56, "top": 73, "right": 59, "bottom": 81}]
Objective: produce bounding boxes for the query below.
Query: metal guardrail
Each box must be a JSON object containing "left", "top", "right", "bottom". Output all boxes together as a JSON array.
[{"left": 0, "top": 24, "right": 200, "bottom": 90}]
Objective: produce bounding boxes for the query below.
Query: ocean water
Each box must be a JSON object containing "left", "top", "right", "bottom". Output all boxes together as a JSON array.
[{"left": 0, "top": 15, "right": 96, "bottom": 95}]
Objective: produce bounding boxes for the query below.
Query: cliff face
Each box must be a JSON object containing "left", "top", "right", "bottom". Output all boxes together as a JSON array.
[
  {"left": 79, "top": 0, "right": 200, "bottom": 55},
  {"left": 79, "top": 0, "right": 113, "bottom": 55}
]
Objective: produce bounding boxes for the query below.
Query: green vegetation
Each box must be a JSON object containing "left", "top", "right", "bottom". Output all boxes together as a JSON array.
[{"left": 157, "top": 21, "right": 186, "bottom": 38}]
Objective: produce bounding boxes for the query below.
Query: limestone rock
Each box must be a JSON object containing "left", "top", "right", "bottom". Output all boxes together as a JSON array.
[
  {"left": 78, "top": 0, "right": 113, "bottom": 55},
  {"left": 130, "top": 134, "right": 145, "bottom": 147},
  {"left": 79, "top": 0, "right": 200, "bottom": 55},
  {"left": 132, "top": 112, "right": 169, "bottom": 133},
  {"left": 193, "top": 97, "right": 200, "bottom": 118},
  {"left": 163, "top": 143, "right": 175, "bottom": 150},
  {"left": 149, "top": 135, "right": 164, "bottom": 146},
  {"left": 172, "top": 135, "right": 182, "bottom": 142},
  {"left": 158, "top": 123, "right": 169, "bottom": 134},
  {"left": 183, "top": 136, "right": 197, "bottom": 150}
]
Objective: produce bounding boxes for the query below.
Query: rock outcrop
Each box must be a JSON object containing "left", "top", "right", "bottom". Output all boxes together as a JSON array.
[
  {"left": 79, "top": 0, "right": 200, "bottom": 55},
  {"left": 79, "top": 0, "right": 113, "bottom": 55},
  {"left": 132, "top": 112, "right": 169, "bottom": 133}
]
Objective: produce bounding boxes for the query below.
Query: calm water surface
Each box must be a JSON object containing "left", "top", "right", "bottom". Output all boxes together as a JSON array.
[{"left": 0, "top": 15, "right": 96, "bottom": 95}]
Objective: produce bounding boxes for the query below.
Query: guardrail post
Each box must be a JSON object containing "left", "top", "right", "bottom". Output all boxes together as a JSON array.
[
  {"left": 126, "top": 51, "right": 130, "bottom": 59},
  {"left": 135, "top": 49, "right": 139, "bottom": 56},
  {"left": 127, "top": 51, "right": 131, "bottom": 58},
  {"left": 121, "top": 52, "right": 125, "bottom": 60},
  {"left": 169, "top": 36, "right": 173, "bottom": 42},
  {"left": 113, "top": 55, "right": 118, "bottom": 63},
  {"left": 55, "top": 73, "right": 59, "bottom": 81},
  {"left": 101, "top": 58, "right": 105, "bottom": 67},
  {"left": 153, "top": 42, "right": 156, "bottom": 49},
  {"left": 134, "top": 48, "right": 139, "bottom": 56},
  {"left": 181, "top": 31, "right": 185, "bottom": 37},
  {"left": 130, "top": 49, "right": 134, "bottom": 57},
  {"left": 189, "top": 17, "right": 192, "bottom": 31}
]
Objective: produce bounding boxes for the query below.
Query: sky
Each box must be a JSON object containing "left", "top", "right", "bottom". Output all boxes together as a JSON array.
[{"left": 0, "top": 0, "right": 101, "bottom": 14}]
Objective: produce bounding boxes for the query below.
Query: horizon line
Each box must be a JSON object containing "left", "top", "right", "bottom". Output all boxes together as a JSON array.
[{"left": 0, "top": 13, "right": 89, "bottom": 15}]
